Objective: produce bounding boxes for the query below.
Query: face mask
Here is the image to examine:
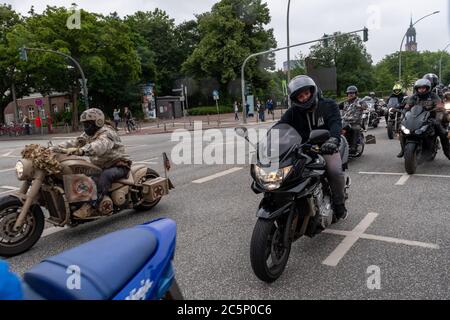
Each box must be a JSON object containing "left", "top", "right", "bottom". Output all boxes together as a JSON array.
[{"left": 83, "top": 121, "right": 99, "bottom": 136}]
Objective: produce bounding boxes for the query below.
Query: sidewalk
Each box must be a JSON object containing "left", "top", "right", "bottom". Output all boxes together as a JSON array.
[{"left": 0, "top": 109, "right": 286, "bottom": 140}]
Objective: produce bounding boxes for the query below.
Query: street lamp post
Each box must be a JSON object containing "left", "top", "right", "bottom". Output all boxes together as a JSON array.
[
  {"left": 20, "top": 47, "right": 89, "bottom": 108},
  {"left": 398, "top": 11, "right": 440, "bottom": 83},
  {"left": 286, "top": 0, "right": 291, "bottom": 108},
  {"left": 439, "top": 43, "right": 450, "bottom": 81},
  {"left": 241, "top": 28, "right": 368, "bottom": 124}
]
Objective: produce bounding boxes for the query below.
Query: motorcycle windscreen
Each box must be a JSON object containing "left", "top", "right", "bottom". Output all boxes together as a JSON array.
[
  {"left": 257, "top": 123, "right": 302, "bottom": 167},
  {"left": 404, "top": 105, "right": 430, "bottom": 131}
]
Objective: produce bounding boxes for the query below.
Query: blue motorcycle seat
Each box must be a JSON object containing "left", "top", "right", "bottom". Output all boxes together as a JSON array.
[{"left": 23, "top": 227, "right": 158, "bottom": 300}]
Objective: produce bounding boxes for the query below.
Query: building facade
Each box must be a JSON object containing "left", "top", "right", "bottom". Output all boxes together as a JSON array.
[{"left": 3, "top": 93, "right": 72, "bottom": 124}]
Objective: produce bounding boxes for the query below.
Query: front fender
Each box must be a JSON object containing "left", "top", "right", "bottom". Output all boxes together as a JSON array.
[{"left": 256, "top": 199, "right": 293, "bottom": 220}]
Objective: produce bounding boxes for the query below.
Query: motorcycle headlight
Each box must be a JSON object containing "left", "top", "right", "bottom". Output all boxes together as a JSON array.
[
  {"left": 15, "top": 161, "right": 24, "bottom": 179},
  {"left": 254, "top": 165, "right": 293, "bottom": 191},
  {"left": 401, "top": 125, "right": 410, "bottom": 135},
  {"left": 15, "top": 159, "right": 33, "bottom": 181},
  {"left": 445, "top": 103, "right": 450, "bottom": 111}
]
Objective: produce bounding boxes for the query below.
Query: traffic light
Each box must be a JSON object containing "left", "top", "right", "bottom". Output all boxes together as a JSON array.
[
  {"left": 363, "top": 27, "right": 369, "bottom": 42},
  {"left": 323, "top": 34, "right": 329, "bottom": 47},
  {"left": 19, "top": 47, "right": 28, "bottom": 61}
]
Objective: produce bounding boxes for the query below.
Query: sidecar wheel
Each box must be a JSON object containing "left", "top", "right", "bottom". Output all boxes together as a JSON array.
[
  {"left": 0, "top": 196, "right": 44, "bottom": 257},
  {"left": 134, "top": 169, "right": 162, "bottom": 211}
]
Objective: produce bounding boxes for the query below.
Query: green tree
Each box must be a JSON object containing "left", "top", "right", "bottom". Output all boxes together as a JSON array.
[
  {"left": 308, "top": 32, "right": 374, "bottom": 96},
  {"left": 6, "top": 6, "right": 141, "bottom": 129},
  {"left": 125, "top": 9, "right": 190, "bottom": 95},
  {"left": 373, "top": 51, "right": 450, "bottom": 94},
  {"left": 182, "top": 0, "right": 277, "bottom": 104},
  {"left": 0, "top": 4, "right": 24, "bottom": 122}
]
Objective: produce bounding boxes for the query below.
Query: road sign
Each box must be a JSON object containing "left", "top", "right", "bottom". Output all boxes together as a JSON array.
[
  {"left": 34, "top": 98, "right": 43, "bottom": 107},
  {"left": 213, "top": 90, "right": 219, "bottom": 100}
]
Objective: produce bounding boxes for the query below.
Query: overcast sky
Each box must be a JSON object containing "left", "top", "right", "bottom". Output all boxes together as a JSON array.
[{"left": 5, "top": 0, "right": 450, "bottom": 67}]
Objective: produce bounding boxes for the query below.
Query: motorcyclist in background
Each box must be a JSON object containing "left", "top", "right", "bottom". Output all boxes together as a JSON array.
[
  {"left": 386, "top": 83, "right": 407, "bottom": 123},
  {"left": 55, "top": 108, "right": 132, "bottom": 219},
  {"left": 278, "top": 75, "right": 348, "bottom": 220},
  {"left": 397, "top": 79, "right": 450, "bottom": 160},
  {"left": 339, "top": 85, "right": 367, "bottom": 154},
  {"left": 423, "top": 73, "right": 444, "bottom": 100}
]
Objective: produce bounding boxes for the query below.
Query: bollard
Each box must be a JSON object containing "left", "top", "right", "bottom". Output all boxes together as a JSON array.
[
  {"left": 207, "top": 114, "right": 210, "bottom": 125},
  {"left": 164, "top": 123, "right": 167, "bottom": 132}
]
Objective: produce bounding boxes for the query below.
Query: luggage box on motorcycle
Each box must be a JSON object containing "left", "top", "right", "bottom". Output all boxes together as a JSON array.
[{"left": 142, "top": 177, "right": 170, "bottom": 202}]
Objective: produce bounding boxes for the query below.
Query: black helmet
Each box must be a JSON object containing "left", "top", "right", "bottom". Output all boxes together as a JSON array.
[
  {"left": 414, "top": 79, "right": 431, "bottom": 98},
  {"left": 288, "top": 75, "right": 318, "bottom": 111},
  {"left": 422, "top": 73, "right": 439, "bottom": 89},
  {"left": 346, "top": 85, "right": 358, "bottom": 94}
]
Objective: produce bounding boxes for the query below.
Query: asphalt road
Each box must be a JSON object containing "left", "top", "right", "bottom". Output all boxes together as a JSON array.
[{"left": 2, "top": 119, "right": 450, "bottom": 299}]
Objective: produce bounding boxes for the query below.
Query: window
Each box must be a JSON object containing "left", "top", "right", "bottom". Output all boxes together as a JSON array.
[
  {"left": 18, "top": 110, "right": 23, "bottom": 121},
  {"left": 28, "top": 106, "right": 35, "bottom": 120},
  {"left": 53, "top": 104, "right": 58, "bottom": 114},
  {"left": 64, "top": 103, "right": 72, "bottom": 112},
  {"left": 40, "top": 108, "right": 46, "bottom": 119}
]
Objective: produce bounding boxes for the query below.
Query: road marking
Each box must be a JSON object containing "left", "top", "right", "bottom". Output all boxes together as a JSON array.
[
  {"left": 0, "top": 186, "right": 19, "bottom": 190},
  {"left": 395, "top": 174, "right": 410, "bottom": 185},
  {"left": 322, "top": 212, "right": 439, "bottom": 267},
  {"left": 192, "top": 167, "right": 243, "bottom": 184},
  {"left": 1, "top": 150, "right": 14, "bottom": 157},
  {"left": 323, "top": 212, "right": 378, "bottom": 267},
  {"left": 359, "top": 172, "right": 404, "bottom": 176},
  {"left": 134, "top": 157, "right": 158, "bottom": 165},
  {"left": 42, "top": 226, "right": 68, "bottom": 237},
  {"left": 0, "top": 168, "right": 15, "bottom": 173},
  {"left": 359, "top": 171, "right": 450, "bottom": 186}
]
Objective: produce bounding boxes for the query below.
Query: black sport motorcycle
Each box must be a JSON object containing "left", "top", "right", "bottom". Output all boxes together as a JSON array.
[
  {"left": 386, "top": 97, "right": 404, "bottom": 140},
  {"left": 235, "top": 124, "right": 350, "bottom": 283},
  {"left": 400, "top": 105, "right": 439, "bottom": 174}
]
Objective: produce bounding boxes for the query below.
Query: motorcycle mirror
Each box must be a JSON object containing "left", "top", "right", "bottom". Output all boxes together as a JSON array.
[
  {"left": 308, "top": 129, "right": 330, "bottom": 145},
  {"left": 234, "top": 126, "right": 248, "bottom": 138}
]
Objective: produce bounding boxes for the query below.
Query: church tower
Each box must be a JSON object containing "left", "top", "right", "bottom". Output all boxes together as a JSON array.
[{"left": 405, "top": 17, "right": 417, "bottom": 52}]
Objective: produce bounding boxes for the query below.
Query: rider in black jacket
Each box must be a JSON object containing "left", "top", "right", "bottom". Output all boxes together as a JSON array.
[{"left": 278, "top": 75, "right": 347, "bottom": 220}]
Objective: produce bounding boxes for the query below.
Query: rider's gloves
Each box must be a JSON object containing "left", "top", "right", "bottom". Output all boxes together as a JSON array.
[
  {"left": 321, "top": 137, "right": 340, "bottom": 155},
  {"left": 66, "top": 147, "right": 84, "bottom": 156}
]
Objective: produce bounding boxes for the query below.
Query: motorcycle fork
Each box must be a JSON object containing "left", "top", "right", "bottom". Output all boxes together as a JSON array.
[
  {"left": 282, "top": 203, "right": 297, "bottom": 248},
  {"left": 13, "top": 170, "right": 45, "bottom": 230}
]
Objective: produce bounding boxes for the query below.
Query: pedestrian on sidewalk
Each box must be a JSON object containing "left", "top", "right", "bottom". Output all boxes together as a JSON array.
[
  {"left": 124, "top": 107, "right": 133, "bottom": 133},
  {"left": 113, "top": 108, "right": 120, "bottom": 129},
  {"left": 266, "top": 98, "right": 274, "bottom": 115},
  {"left": 257, "top": 100, "right": 265, "bottom": 122},
  {"left": 234, "top": 101, "right": 239, "bottom": 120},
  {"left": 22, "top": 115, "right": 31, "bottom": 135}
]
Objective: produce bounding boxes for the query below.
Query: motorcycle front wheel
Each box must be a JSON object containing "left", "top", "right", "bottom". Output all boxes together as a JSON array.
[
  {"left": 250, "top": 218, "right": 291, "bottom": 283},
  {"left": 387, "top": 123, "right": 394, "bottom": 140},
  {"left": 0, "top": 196, "right": 44, "bottom": 257},
  {"left": 404, "top": 143, "right": 418, "bottom": 174}
]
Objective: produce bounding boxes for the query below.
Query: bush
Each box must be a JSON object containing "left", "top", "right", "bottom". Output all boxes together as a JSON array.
[{"left": 188, "top": 105, "right": 234, "bottom": 116}]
